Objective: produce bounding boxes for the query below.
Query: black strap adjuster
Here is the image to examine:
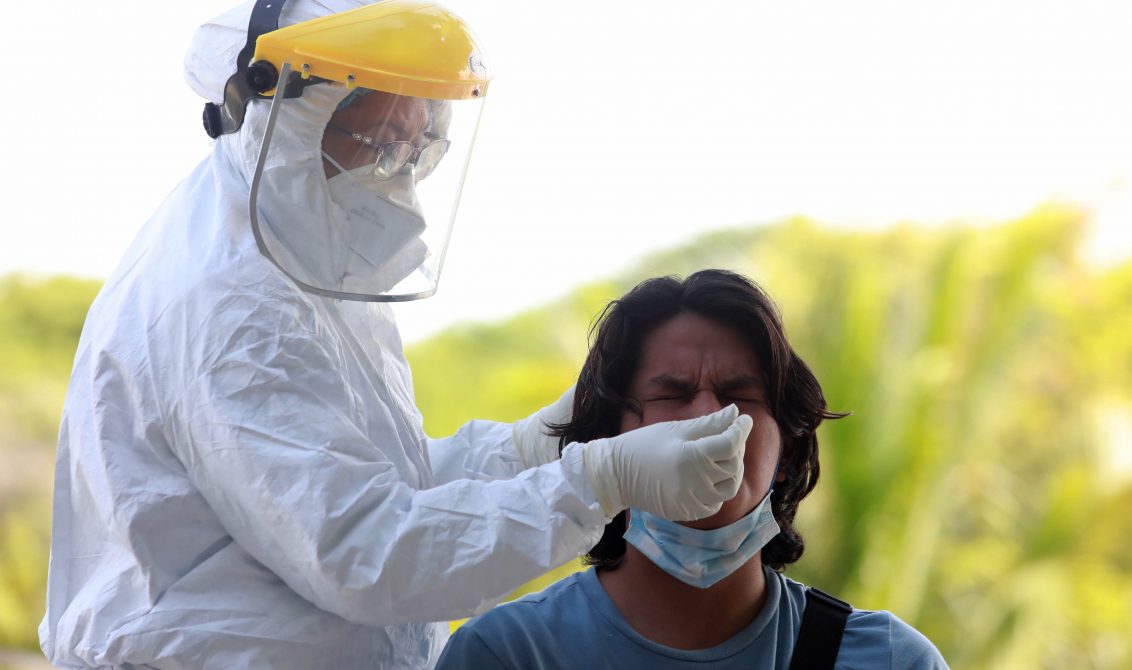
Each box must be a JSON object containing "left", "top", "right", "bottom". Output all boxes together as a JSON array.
[{"left": 201, "top": 0, "right": 288, "bottom": 138}]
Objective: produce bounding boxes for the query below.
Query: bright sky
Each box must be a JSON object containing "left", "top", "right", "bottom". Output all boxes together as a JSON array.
[{"left": 4, "top": 0, "right": 1130, "bottom": 343}]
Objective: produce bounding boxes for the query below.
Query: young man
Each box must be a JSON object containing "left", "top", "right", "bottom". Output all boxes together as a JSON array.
[{"left": 436, "top": 269, "right": 948, "bottom": 669}]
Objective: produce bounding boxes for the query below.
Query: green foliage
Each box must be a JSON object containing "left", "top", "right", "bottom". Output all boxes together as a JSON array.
[
  {"left": 0, "top": 276, "right": 101, "bottom": 443},
  {"left": 408, "top": 280, "right": 622, "bottom": 437},
  {"left": 0, "top": 275, "right": 100, "bottom": 651},
  {"left": 749, "top": 208, "right": 1132, "bottom": 670},
  {"left": 3, "top": 210, "right": 1132, "bottom": 667},
  {"left": 0, "top": 500, "right": 49, "bottom": 650}
]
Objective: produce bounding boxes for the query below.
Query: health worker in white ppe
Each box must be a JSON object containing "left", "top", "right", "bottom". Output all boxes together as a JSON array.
[{"left": 38, "top": 1, "right": 752, "bottom": 668}]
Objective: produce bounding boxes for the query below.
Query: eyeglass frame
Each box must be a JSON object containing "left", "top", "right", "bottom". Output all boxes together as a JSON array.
[{"left": 325, "top": 123, "right": 451, "bottom": 181}]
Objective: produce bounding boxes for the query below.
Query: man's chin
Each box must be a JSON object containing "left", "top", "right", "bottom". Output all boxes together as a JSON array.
[{"left": 678, "top": 500, "right": 752, "bottom": 531}]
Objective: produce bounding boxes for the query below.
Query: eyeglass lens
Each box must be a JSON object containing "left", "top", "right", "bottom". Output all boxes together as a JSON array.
[{"left": 371, "top": 140, "right": 450, "bottom": 181}]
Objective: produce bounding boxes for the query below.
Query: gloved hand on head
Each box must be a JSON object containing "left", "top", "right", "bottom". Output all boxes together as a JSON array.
[
  {"left": 511, "top": 385, "right": 576, "bottom": 469},
  {"left": 582, "top": 404, "right": 752, "bottom": 522}
]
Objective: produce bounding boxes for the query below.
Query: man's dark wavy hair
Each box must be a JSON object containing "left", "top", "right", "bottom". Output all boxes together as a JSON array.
[{"left": 550, "top": 269, "right": 845, "bottom": 572}]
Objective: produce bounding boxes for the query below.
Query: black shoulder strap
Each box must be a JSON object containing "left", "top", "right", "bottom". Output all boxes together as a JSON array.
[{"left": 788, "top": 587, "right": 852, "bottom": 670}]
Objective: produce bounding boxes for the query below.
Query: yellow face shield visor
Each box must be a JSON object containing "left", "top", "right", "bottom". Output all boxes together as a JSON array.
[{"left": 253, "top": 0, "right": 490, "bottom": 101}]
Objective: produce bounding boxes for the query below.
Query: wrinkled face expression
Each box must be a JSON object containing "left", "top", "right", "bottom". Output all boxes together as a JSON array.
[
  {"left": 321, "top": 90, "right": 430, "bottom": 178},
  {"left": 619, "top": 311, "right": 783, "bottom": 529}
]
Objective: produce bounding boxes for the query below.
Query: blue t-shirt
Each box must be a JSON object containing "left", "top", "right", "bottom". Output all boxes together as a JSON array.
[{"left": 436, "top": 567, "right": 948, "bottom": 669}]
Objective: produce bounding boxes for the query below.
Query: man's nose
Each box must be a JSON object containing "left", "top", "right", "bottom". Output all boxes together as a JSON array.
[{"left": 690, "top": 389, "right": 724, "bottom": 417}]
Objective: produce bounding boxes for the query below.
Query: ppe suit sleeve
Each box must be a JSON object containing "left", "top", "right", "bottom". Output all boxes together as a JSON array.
[
  {"left": 168, "top": 305, "right": 606, "bottom": 628},
  {"left": 427, "top": 420, "right": 524, "bottom": 485}
]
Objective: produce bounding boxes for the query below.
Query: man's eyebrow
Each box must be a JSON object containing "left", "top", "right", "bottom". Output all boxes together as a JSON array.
[
  {"left": 715, "top": 374, "right": 765, "bottom": 391},
  {"left": 644, "top": 372, "right": 766, "bottom": 394},
  {"left": 645, "top": 374, "right": 696, "bottom": 390}
]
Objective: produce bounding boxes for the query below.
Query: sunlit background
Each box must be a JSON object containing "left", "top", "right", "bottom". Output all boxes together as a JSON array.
[{"left": 2, "top": 1, "right": 1130, "bottom": 668}]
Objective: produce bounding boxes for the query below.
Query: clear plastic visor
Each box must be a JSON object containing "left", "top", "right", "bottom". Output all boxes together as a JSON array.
[{"left": 250, "top": 64, "right": 485, "bottom": 301}]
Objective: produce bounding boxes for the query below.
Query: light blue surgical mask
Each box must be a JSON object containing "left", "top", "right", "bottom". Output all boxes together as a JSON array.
[{"left": 624, "top": 488, "right": 780, "bottom": 589}]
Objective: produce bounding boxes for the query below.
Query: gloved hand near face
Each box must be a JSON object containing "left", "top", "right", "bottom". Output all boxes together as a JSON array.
[
  {"left": 582, "top": 405, "right": 751, "bottom": 522},
  {"left": 511, "top": 385, "right": 576, "bottom": 469},
  {"left": 515, "top": 391, "right": 750, "bottom": 522}
]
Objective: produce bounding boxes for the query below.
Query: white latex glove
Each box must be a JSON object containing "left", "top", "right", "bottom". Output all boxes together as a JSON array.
[
  {"left": 511, "top": 385, "right": 576, "bottom": 469},
  {"left": 582, "top": 405, "right": 752, "bottom": 522}
]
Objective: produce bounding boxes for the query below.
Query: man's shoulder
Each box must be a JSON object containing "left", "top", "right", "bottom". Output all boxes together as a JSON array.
[
  {"left": 776, "top": 573, "right": 948, "bottom": 669},
  {"left": 462, "top": 570, "right": 588, "bottom": 635},
  {"left": 842, "top": 608, "right": 949, "bottom": 668},
  {"left": 437, "top": 572, "right": 590, "bottom": 669}
]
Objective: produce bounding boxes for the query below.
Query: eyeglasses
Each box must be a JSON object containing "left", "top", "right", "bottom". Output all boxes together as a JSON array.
[{"left": 326, "top": 124, "right": 450, "bottom": 181}]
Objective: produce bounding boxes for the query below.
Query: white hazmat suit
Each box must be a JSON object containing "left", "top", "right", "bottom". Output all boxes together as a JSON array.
[
  {"left": 39, "top": 1, "right": 749, "bottom": 668},
  {"left": 40, "top": 2, "right": 605, "bottom": 667}
]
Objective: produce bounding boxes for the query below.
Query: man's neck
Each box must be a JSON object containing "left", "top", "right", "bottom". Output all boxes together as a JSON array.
[{"left": 596, "top": 546, "right": 770, "bottom": 650}]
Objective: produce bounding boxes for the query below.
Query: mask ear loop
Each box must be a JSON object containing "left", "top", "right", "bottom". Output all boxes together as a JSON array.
[
  {"left": 322, "top": 151, "right": 352, "bottom": 178},
  {"left": 738, "top": 459, "right": 782, "bottom": 520}
]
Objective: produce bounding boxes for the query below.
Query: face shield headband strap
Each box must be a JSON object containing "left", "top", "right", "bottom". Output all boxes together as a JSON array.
[
  {"left": 248, "top": 62, "right": 437, "bottom": 303},
  {"left": 202, "top": 0, "right": 328, "bottom": 138}
]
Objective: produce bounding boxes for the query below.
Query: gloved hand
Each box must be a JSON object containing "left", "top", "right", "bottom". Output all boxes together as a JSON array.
[
  {"left": 582, "top": 405, "right": 752, "bottom": 522},
  {"left": 511, "top": 385, "right": 576, "bottom": 469}
]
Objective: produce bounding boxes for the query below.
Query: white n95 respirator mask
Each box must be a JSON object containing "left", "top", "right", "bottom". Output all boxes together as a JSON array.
[{"left": 323, "top": 154, "right": 429, "bottom": 294}]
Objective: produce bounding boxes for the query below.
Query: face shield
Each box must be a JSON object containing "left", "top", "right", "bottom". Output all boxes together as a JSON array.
[{"left": 242, "top": 1, "right": 490, "bottom": 301}]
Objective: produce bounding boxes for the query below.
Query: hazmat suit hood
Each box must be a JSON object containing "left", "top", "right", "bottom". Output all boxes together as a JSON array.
[
  {"left": 185, "top": 0, "right": 366, "bottom": 107},
  {"left": 186, "top": 0, "right": 384, "bottom": 292},
  {"left": 185, "top": 0, "right": 363, "bottom": 183}
]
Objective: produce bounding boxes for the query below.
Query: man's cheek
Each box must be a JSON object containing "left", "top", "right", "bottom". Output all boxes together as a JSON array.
[{"left": 619, "top": 412, "right": 645, "bottom": 434}]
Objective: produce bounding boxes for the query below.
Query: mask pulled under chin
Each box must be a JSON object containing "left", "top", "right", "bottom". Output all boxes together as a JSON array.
[
  {"left": 624, "top": 489, "right": 780, "bottom": 589},
  {"left": 324, "top": 154, "right": 428, "bottom": 294}
]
